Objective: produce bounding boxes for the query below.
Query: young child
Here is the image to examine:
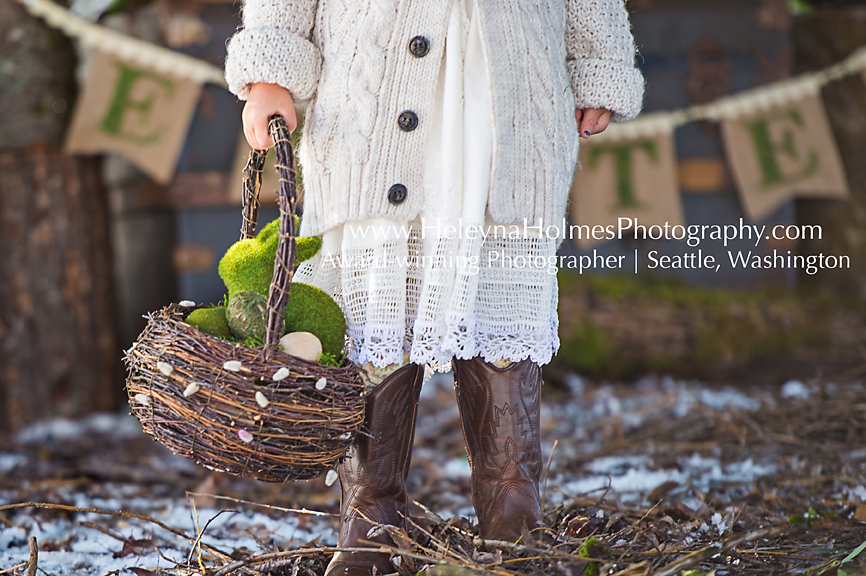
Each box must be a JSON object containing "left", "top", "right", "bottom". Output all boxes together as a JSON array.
[{"left": 226, "top": 1, "right": 643, "bottom": 574}]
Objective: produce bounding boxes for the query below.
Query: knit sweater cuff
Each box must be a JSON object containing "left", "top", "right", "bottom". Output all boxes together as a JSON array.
[
  {"left": 225, "top": 28, "right": 322, "bottom": 101},
  {"left": 568, "top": 58, "right": 645, "bottom": 122}
]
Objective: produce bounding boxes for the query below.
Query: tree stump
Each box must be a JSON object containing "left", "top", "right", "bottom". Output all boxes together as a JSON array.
[
  {"left": 0, "top": 1, "right": 120, "bottom": 433},
  {"left": 792, "top": 7, "right": 866, "bottom": 300}
]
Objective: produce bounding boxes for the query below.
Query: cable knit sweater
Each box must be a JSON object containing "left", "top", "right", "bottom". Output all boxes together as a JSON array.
[{"left": 225, "top": 0, "right": 644, "bottom": 237}]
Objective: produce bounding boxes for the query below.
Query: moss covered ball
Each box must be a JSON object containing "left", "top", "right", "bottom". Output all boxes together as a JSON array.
[
  {"left": 218, "top": 218, "right": 323, "bottom": 298},
  {"left": 217, "top": 217, "right": 345, "bottom": 357},
  {"left": 226, "top": 291, "right": 268, "bottom": 341},
  {"left": 284, "top": 283, "right": 346, "bottom": 358},
  {"left": 185, "top": 306, "right": 233, "bottom": 340}
]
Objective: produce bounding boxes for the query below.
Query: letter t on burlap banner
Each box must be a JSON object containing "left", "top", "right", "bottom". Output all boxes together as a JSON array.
[
  {"left": 65, "top": 50, "right": 202, "bottom": 184},
  {"left": 721, "top": 94, "right": 849, "bottom": 221},
  {"left": 570, "top": 129, "right": 684, "bottom": 248}
]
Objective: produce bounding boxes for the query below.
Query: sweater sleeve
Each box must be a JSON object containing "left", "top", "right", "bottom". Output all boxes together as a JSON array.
[
  {"left": 566, "top": 0, "right": 644, "bottom": 121},
  {"left": 224, "top": 0, "right": 322, "bottom": 101}
]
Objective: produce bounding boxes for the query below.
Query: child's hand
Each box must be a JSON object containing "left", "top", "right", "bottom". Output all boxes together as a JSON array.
[
  {"left": 575, "top": 108, "right": 612, "bottom": 139},
  {"left": 242, "top": 83, "right": 298, "bottom": 150}
]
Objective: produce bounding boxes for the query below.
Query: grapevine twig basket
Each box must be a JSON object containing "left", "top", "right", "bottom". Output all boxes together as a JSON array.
[{"left": 124, "top": 117, "right": 365, "bottom": 483}]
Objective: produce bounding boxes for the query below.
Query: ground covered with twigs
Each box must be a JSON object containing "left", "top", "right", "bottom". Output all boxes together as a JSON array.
[{"left": 1, "top": 370, "right": 866, "bottom": 576}]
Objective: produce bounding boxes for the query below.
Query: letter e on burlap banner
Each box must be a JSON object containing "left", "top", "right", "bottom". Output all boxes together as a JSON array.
[
  {"left": 570, "top": 130, "right": 683, "bottom": 248},
  {"left": 65, "top": 50, "right": 202, "bottom": 184},
  {"left": 721, "top": 94, "right": 849, "bottom": 221}
]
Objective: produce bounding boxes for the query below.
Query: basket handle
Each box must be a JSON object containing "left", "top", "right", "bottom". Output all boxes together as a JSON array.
[
  {"left": 239, "top": 116, "right": 299, "bottom": 358},
  {"left": 240, "top": 147, "right": 266, "bottom": 240}
]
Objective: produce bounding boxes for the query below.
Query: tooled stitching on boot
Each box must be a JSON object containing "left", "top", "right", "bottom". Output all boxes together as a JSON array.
[
  {"left": 517, "top": 366, "right": 542, "bottom": 475},
  {"left": 462, "top": 365, "right": 513, "bottom": 525},
  {"left": 455, "top": 359, "right": 543, "bottom": 535},
  {"left": 336, "top": 365, "right": 422, "bottom": 543},
  {"left": 484, "top": 481, "right": 539, "bottom": 534}
]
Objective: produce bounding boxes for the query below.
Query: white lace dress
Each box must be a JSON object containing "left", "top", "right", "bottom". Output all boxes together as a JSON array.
[{"left": 294, "top": 0, "right": 561, "bottom": 372}]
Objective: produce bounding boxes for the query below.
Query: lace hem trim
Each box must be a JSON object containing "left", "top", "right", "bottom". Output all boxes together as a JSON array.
[{"left": 346, "top": 313, "right": 560, "bottom": 372}]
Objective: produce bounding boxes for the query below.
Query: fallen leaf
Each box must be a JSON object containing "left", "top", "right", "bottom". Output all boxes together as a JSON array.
[
  {"left": 128, "top": 568, "right": 160, "bottom": 576},
  {"left": 648, "top": 480, "right": 680, "bottom": 503},
  {"left": 854, "top": 503, "right": 866, "bottom": 522},
  {"left": 663, "top": 502, "right": 696, "bottom": 521},
  {"left": 566, "top": 516, "right": 591, "bottom": 537},
  {"left": 115, "top": 538, "right": 156, "bottom": 558}
]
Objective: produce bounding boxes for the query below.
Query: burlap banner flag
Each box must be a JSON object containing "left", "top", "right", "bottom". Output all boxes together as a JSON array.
[
  {"left": 570, "top": 129, "right": 684, "bottom": 248},
  {"left": 65, "top": 50, "right": 203, "bottom": 184},
  {"left": 721, "top": 94, "right": 849, "bottom": 221}
]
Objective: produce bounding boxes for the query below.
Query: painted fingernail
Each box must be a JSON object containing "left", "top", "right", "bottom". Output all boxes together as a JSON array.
[{"left": 584, "top": 130, "right": 591, "bottom": 137}]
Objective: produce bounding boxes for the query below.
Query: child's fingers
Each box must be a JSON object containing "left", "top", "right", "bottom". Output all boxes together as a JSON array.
[
  {"left": 278, "top": 105, "right": 298, "bottom": 133},
  {"left": 255, "top": 124, "right": 274, "bottom": 150},
  {"left": 574, "top": 108, "right": 583, "bottom": 127},
  {"left": 579, "top": 108, "right": 603, "bottom": 139},
  {"left": 594, "top": 110, "right": 612, "bottom": 135},
  {"left": 242, "top": 84, "right": 297, "bottom": 149},
  {"left": 243, "top": 108, "right": 271, "bottom": 150},
  {"left": 577, "top": 108, "right": 615, "bottom": 139},
  {"left": 245, "top": 120, "right": 272, "bottom": 150},
  {"left": 244, "top": 125, "right": 262, "bottom": 150},
  {"left": 245, "top": 107, "right": 296, "bottom": 150}
]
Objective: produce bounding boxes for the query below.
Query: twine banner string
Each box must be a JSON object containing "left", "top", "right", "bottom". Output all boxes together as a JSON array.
[
  {"left": 16, "top": 0, "right": 226, "bottom": 85},
  {"left": 16, "top": 0, "right": 866, "bottom": 139}
]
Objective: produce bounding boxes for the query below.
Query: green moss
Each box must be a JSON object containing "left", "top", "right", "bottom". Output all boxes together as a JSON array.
[
  {"left": 226, "top": 291, "right": 268, "bottom": 341},
  {"left": 558, "top": 320, "right": 614, "bottom": 374},
  {"left": 578, "top": 537, "right": 611, "bottom": 576},
  {"left": 554, "top": 270, "right": 848, "bottom": 379},
  {"left": 217, "top": 218, "right": 345, "bottom": 358},
  {"left": 242, "top": 334, "right": 264, "bottom": 348},
  {"left": 185, "top": 306, "right": 232, "bottom": 340},
  {"left": 577, "top": 537, "right": 610, "bottom": 558},
  {"left": 221, "top": 285, "right": 346, "bottom": 357},
  {"left": 284, "top": 283, "right": 346, "bottom": 358},
  {"left": 318, "top": 351, "right": 345, "bottom": 367},
  {"left": 218, "top": 218, "right": 323, "bottom": 298}
]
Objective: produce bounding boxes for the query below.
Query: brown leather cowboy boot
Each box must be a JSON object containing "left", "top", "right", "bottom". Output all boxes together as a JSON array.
[
  {"left": 452, "top": 357, "right": 543, "bottom": 542},
  {"left": 325, "top": 363, "right": 425, "bottom": 576}
]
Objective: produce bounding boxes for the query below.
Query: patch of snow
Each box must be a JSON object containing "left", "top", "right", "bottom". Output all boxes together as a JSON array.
[
  {"left": 557, "top": 467, "right": 686, "bottom": 503},
  {"left": 719, "top": 458, "right": 776, "bottom": 483},
  {"left": 15, "top": 413, "right": 141, "bottom": 444},
  {"left": 551, "top": 452, "right": 776, "bottom": 504},
  {"left": 698, "top": 389, "right": 761, "bottom": 412},
  {"left": 848, "top": 485, "right": 866, "bottom": 502},
  {"left": 565, "top": 373, "right": 585, "bottom": 398},
  {"left": 0, "top": 454, "right": 26, "bottom": 474},
  {"left": 711, "top": 512, "right": 727, "bottom": 533},
  {"left": 0, "top": 496, "right": 340, "bottom": 576},
  {"left": 587, "top": 456, "right": 648, "bottom": 475},
  {"left": 781, "top": 380, "right": 810, "bottom": 400},
  {"left": 0, "top": 526, "right": 27, "bottom": 550},
  {"left": 443, "top": 458, "right": 471, "bottom": 478}
]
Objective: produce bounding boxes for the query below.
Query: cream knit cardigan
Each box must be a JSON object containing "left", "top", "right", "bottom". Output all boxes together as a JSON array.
[{"left": 225, "top": 0, "right": 644, "bottom": 237}]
